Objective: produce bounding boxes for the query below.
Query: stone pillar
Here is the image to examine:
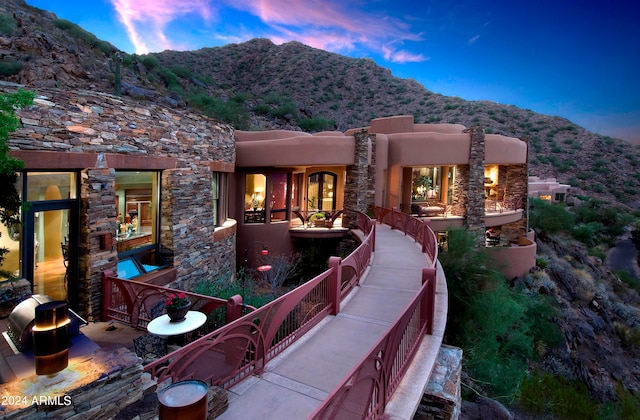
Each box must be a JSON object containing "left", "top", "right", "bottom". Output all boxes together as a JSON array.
[
  {"left": 161, "top": 167, "right": 218, "bottom": 290},
  {"left": 500, "top": 163, "right": 529, "bottom": 243},
  {"left": 450, "top": 165, "right": 468, "bottom": 217},
  {"left": 343, "top": 131, "right": 376, "bottom": 228},
  {"left": 80, "top": 166, "right": 117, "bottom": 321},
  {"left": 465, "top": 127, "right": 486, "bottom": 244}
]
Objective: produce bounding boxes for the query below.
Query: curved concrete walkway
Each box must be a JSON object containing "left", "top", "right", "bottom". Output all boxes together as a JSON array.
[{"left": 218, "top": 223, "right": 448, "bottom": 419}]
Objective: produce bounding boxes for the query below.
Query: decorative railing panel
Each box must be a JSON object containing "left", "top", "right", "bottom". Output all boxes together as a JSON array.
[
  {"left": 143, "top": 211, "right": 377, "bottom": 388},
  {"left": 145, "top": 266, "right": 335, "bottom": 387},
  {"left": 340, "top": 215, "right": 375, "bottom": 297},
  {"left": 101, "top": 271, "right": 230, "bottom": 330}
]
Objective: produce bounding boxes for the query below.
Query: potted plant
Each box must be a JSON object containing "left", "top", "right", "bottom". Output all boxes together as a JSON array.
[
  {"left": 165, "top": 292, "right": 191, "bottom": 322},
  {"left": 309, "top": 212, "right": 329, "bottom": 228}
]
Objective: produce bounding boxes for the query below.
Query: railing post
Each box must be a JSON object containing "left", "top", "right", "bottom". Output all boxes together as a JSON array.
[
  {"left": 421, "top": 219, "right": 431, "bottom": 253},
  {"left": 226, "top": 294, "right": 243, "bottom": 323},
  {"left": 391, "top": 207, "right": 398, "bottom": 230},
  {"left": 101, "top": 270, "right": 114, "bottom": 322},
  {"left": 421, "top": 267, "right": 436, "bottom": 335},
  {"left": 328, "top": 256, "right": 342, "bottom": 315}
]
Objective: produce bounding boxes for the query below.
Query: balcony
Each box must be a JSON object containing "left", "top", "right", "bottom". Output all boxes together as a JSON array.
[{"left": 289, "top": 209, "right": 350, "bottom": 238}]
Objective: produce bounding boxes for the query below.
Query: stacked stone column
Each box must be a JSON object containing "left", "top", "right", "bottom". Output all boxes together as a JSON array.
[
  {"left": 80, "top": 165, "right": 117, "bottom": 321},
  {"left": 343, "top": 131, "right": 376, "bottom": 228},
  {"left": 466, "top": 126, "right": 486, "bottom": 245}
]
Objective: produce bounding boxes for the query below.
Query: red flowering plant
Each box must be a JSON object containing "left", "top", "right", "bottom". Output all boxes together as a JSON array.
[{"left": 164, "top": 292, "right": 190, "bottom": 310}]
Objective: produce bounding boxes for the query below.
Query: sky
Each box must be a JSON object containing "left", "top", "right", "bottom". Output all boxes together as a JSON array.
[{"left": 26, "top": 0, "right": 640, "bottom": 143}]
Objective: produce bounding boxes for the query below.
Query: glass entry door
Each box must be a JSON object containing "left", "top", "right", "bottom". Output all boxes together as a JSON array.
[
  {"left": 307, "top": 172, "right": 336, "bottom": 211},
  {"left": 22, "top": 202, "right": 77, "bottom": 305}
]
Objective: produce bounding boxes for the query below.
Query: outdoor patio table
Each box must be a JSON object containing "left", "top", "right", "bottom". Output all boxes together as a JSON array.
[{"left": 147, "top": 311, "right": 207, "bottom": 337}]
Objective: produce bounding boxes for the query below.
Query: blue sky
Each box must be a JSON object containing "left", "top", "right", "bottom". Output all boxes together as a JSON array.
[{"left": 26, "top": 0, "right": 640, "bottom": 143}]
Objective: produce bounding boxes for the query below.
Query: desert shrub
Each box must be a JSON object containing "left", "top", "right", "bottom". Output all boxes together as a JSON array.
[
  {"left": 520, "top": 371, "right": 600, "bottom": 419},
  {"left": 572, "top": 222, "right": 605, "bottom": 246},
  {"left": 140, "top": 55, "right": 160, "bottom": 72},
  {"left": 188, "top": 93, "right": 249, "bottom": 129},
  {"left": 441, "top": 228, "right": 558, "bottom": 401},
  {"left": 194, "top": 270, "right": 271, "bottom": 308},
  {"left": 299, "top": 117, "right": 335, "bottom": 132},
  {"left": 0, "top": 59, "right": 22, "bottom": 76},
  {"left": 259, "top": 253, "right": 301, "bottom": 298},
  {"left": 169, "top": 66, "right": 193, "bottom": 79},
  {"left": 0, "top": 13, "right": 15, "bottom": 36},
  {"left": 252, "top": 103, "right": 271, "bottom": 115},
  {"left": 528, "top": 198, "right": 574, "bottom": 236}
]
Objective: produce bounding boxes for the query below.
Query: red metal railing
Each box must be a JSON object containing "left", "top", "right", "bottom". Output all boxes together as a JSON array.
[
  {"left": 310, "top": 206, "right": 438, "bottom": 419},
  {"left": 101, "top": 271, "right": 235, "bottom": 330},
  {"left": 310, "top": 268, "right": 436, "bottom": 419},
  {"left": 142, "top": 211, "right": 377, "bottom": 388},
  {"left": 339, "top": 212, "right": 376, "bottom": 297},
  {"left": 373, "top": 206, "right": 439, "bottom": 259}
]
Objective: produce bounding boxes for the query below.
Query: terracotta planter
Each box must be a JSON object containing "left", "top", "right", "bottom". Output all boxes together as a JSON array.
[{"left": 166, "top": 301, "right": 191, "bottom": 322}]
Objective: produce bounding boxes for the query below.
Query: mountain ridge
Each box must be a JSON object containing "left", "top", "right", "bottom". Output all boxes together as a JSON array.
[
  {"left": 2, "top": 0, "right": 640, "bottom": 415},
  {"left": 2, "top": 0, "right": 637, "bottom": 209}
]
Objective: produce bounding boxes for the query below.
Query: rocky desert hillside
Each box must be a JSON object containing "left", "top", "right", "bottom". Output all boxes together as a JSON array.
[
  {"left": 1, "top": 0, "right": 639, "bottom": 211},
  {"left": 2, "top": 0, "right": 640, "bottom": 415}
]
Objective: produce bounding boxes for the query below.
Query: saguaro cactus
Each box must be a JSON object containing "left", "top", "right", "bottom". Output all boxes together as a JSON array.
[{"left": 108, "top": 52, "right": 122, "bottom": 96}]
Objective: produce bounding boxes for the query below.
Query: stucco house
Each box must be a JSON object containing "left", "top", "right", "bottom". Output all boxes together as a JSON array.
[{"left": 1, "top": 85, "right": 535, "bottom": 320}]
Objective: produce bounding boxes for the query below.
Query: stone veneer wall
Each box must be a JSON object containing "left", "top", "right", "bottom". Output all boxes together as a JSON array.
[
  {"left": 415, "top": 345, "right": 463, "bottom": 420},
  {"left": 500, "top": 163, "right": 529, "bottom": 242},
  {"left": 343, "top": 131, "right": 376, "bottom": 228},
  {"left": 6, "top": 84, "right": 236, "bottom": 319},
  {"left": 81, "top": 167, "right": 118, "bottom": 320},
  {"left": 450, "top": 164, "right": 469, "bottom": 217}
]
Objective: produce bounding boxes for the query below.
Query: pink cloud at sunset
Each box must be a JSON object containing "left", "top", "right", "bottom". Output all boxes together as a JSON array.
[
  {"left": 30, "top": 0, "right": 638, "bottom": 143},
  {"left": 109, "top": 0, "right": 427, "bottom": 64},
  {"left": 110, "top": 0, "right": 215, "bottom": 53}
]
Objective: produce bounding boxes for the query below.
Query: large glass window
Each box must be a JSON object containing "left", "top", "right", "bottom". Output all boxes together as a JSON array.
[
  {"left": 411, "top": 166, "right": 455, "bottom": 204},
  {"left": 115, "top": 171, "right": 159, "bottom": 253},
  {"left": 244, "top": 173, "right": 266, "bottom": 224}
]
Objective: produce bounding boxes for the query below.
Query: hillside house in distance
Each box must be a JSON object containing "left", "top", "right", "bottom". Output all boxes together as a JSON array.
[
  {"left": 1, "top": 85, "right": 535, "bottom": 321},
  {"left": 529, "top": 176, "right": 571, "bottom": 203}
]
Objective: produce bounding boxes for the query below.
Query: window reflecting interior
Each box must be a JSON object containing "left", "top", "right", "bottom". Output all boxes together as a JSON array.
[
  {"left": 411, "top": 167, "right": 440, "bottom": 202},
  {"left": 244, "top": 173, "right": 266, "bottom": 223},
  {"left": 26, "top": 172, "right": 77, "bottom": 201},
  {"left": 0, "top": 220, "right": 20, "bottom": 281},
  {"left": 212, "top": 173, "right": 219, "bottom": 226},
  {"left": 115, "top": 171, "right": 158, "bottom": 253},
  {"left": 33, "top": 208, "right": 70, "bottom": 300},
  {"left": 270, "top": 173, "right": 288, "bottom": 222},
  {"left": 291, "top": 173, "right": 302, "bottom": 209}
]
